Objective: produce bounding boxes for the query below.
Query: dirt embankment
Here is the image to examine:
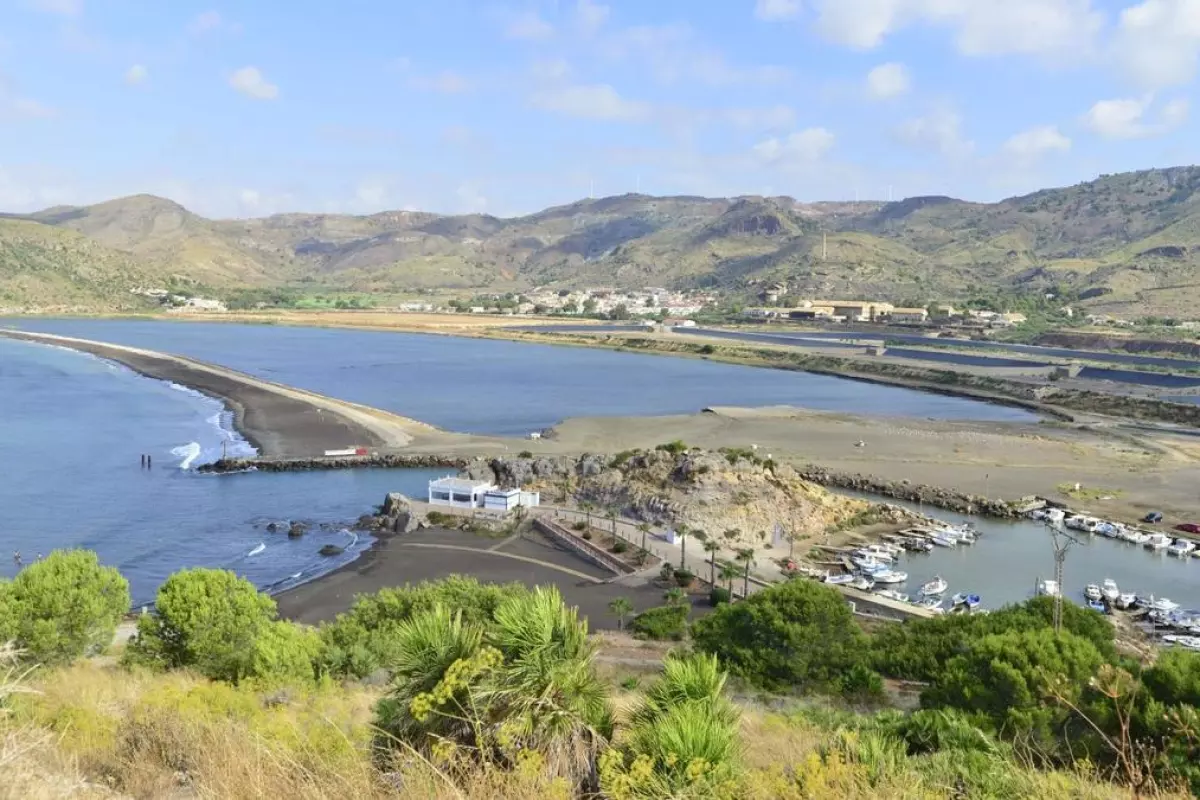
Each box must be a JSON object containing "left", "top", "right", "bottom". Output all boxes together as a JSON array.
[{"left": 1036, "top": 331, "right": 1200, "bottom": 360}]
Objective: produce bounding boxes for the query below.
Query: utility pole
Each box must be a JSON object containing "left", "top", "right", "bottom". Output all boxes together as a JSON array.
[{"left": 1048, "top": 521, "right": 1082, "bottom": 635}]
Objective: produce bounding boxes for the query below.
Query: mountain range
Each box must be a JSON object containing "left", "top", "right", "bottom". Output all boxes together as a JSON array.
[{"left": 5, "top": 166, "right": 1200, "bottom": 316}]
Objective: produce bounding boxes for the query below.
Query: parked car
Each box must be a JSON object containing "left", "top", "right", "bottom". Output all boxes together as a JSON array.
[
  {"left": 1144, "top": 511, "right": 1164, "bottom": 524},
  {"left": 1173, "top": 522, "right": 1200, "bottom": 534}
]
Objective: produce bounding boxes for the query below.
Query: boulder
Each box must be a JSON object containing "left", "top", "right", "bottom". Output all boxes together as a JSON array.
[
  {"left": 381, "top": 492, "right": 411, "bottom": 517},
  {"left": 288, "top": 521, "right": 308, "bottom": 539},
  {"left": 319, "top": 544, "right": 345, "bottom": 557}
]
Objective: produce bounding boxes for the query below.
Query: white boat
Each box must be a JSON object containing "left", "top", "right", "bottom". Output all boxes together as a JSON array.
[
  {"left": 950, "top": 592, "right": 981, "bottom": 609},
  {"left": 1101, "top": 579, "right": 1120, "bottom": 602},
  {"left": 1066, "top": 515, "right": 1099, "bottom": 532},
  {"left": 1144, "top": 533, "right": 1173, "bottom": 550},
  {"left": 919, "top": 576, "right": 948, "bottom": 597},
  {"left": 1149, "top": 597, "right": 1180, "bottom": 614},
  {"left": 874, "top": 588, "right": 910, "bottom": 603},
  {"left": 931, "top": 534, "right": 957, "bottom": 548},
  {"left": 915, "top": 596, "right": 945, "bottom": 614},
  {"left": 851, "top": 554, "right": 890, "bottom": 570},
  {"left": 1094, "top": 522, "right": 1120, "bottom": 538},
  {"left": 1121, "top": 529, "right": 1151, "bottom": 545},
  {"left": 872, "top": 569, "right": 909, "bottom": 585},
  {"left": 1114, "top": 593, "right": 1138, "bottom": 610},
  {"left": 1030, "top": 508, "right": 1065, "bottom": 524},
  {"left": 824, "top": 573, "right": 855, "bottom": 585},
  {"left": 1167, "top": 539, "right": 1197, "bottom": 558},
  {"left": 1084, "top": 584, "right": 1103, "bottom": 602},
  {"left": 1036, "top": 579, "right": 1060, "bottom": 597},
  {"left": 861, "top": 545, "right": 896, "bottom": 562},
  {"left": 848, "top": 576, "right": 875, "bottom": 591}
]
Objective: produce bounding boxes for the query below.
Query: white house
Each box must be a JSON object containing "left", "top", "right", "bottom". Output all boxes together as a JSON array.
[
  {"left": 482, "top": 488, "right": 542, "bottom": 511},
  {"left": 427, "top": 477, "right": 496, "bottom": 508}
]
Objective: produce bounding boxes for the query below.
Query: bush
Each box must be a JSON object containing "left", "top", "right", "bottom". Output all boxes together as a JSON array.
[
  {"left": 659, "top": 562, "right": 676, "bottom": 582},
  {"left": 628, "top": 605, "right": 689, "bottom": 641},
  {"left": 0, "top": 550, "right": 130, "bottom": 665},
  {"left": 612, "top": 539, "right": 629, "bottom": 554},
  {"left": 674, "top": 568, "right": 694, "bottom": 587},
  {"left": 518, "top": 450, "right": 533, "bottom": 458},
  {"left": 582, "top": 530, "right": 593, "bottom": 541},
  {"left": 691, "top": 579, "right": 864, "bottom": 691},
  {"left": 572, "top": 521, "right": 588, "bottom": 532},
  {"left": 126, "top": 568, "right": 292, "bottom": 683},
  {"left": 425, "top": 511, "right": 457, "bottom": 527},
  {"left": 709, "top": 587, "right": 731, "bottom": 607},
  {"left": 697, "top": 344, "right": 716, "bottom": 355},
  {"left": 655, "top": 440, "right": 689, "bottom": 455},
  {"left": 839, "top": 663, "right": 886, "bottom": 704}
]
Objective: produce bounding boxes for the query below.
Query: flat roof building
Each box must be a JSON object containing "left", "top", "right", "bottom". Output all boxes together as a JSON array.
[{"left": 428, "top": 476, "right": 496, "bottom": 508}]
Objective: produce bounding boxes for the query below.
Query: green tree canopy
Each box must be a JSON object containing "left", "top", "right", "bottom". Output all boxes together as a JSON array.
[
  {"left": 691, "top": 579, "right": 864, "bottom": 690},
  {"left": 0, "top": 550, "right": 129, "bottom": 665},
  {"left": 128, "top": 568, "right": 279, "bottom": 683}
]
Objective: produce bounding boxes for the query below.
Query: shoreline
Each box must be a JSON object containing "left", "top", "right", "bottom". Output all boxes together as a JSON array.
[{"left": 0, "top": 330, "right": 432, "bottom": 458}]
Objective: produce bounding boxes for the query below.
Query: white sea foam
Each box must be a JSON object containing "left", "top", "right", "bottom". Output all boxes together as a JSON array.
[
  {"left": 248, "top": 542, "right": 266, "bottom": 557},
  {"left": 171, "top": 442, "right": 202, "bottom": 470}
]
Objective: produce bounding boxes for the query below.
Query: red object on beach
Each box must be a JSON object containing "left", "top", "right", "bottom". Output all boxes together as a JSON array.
[{"left": 354, "top": 447, "right": 368, "bottom": 456}]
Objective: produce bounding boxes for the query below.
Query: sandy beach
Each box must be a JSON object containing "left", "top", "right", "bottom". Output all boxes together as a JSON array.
[{"left": 0, "top": 330, "right": 433, "bottom": 457}]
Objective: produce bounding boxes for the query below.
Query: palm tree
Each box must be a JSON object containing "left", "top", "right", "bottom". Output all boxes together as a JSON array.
[
  {"left": 581, "top": 501, "right": 594, "bottom": 529},
  {"left": 637, "top": 523, "right": 650, "bottom": 553},
  {"left": 608, "top": 596, "right": 634, "bottom": 631},
  {"left": 607, "top": 511, "right": 617, "bottom": 535},
  {"left": 718, "top": 562, "right": 739, "bottom": 595},
  {"left": 736, "top": 548, "right": 756, "bottom": 599},
  {"left": 703, "top": 540, "right": 721, "bottom": 586},
  {"left": 663, "top": 587, "right": 687, "bottom": 606},
  {"left": 676, "top": 523, "right": 689, "bottom": 570}
]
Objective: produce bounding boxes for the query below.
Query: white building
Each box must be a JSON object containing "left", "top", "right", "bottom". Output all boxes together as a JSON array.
[
  {"left": 427, "top": 477, "right": 496, "bottom": 508},
  {"left": 428, "top": 477, "right": 540, "bottom": 511}
]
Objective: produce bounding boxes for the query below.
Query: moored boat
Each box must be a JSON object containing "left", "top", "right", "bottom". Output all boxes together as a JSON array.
[
  {"left": 874, "top": 588, "right": 910, "bottom": 603},
  {"left": 1167, "top": 539, "right": 1197, "bottom": 558},
  {"left": 1036, "top": 579, "right": 1060, "bottom": 597},
  {"left": 915, "top": 596, "right": 944, "bottom": 614},
  {"left": 848, "top": 576, "right": 875, "bottom": 591},
  {"left": 824, "top": 573, "right": 855, "bottom": 585},
  {"left": 1114, "top": 593, "right": 1138, "bottom": 610},
  {"left": 1101, "top": 579, "right": 1120, "bottom": 602},
  {"left": 872, "top": 569, "right": 909, "bottom": 585},
  {"left": 1087, "top": 599, "right": 1108, "bottom": 614},
  {"left": 931, "top": 533, "right": 957, "bottom": 548},
  {"left": 1084, "top": 584, "right": 1103, "bottom": 602},
  {"left": 919, "top": 576, "right": 948, "bottom": 597},
  {"left": 1145, "top": 533, "right": 1173, "bottom": 550},
  {"left": 951, "top": 592, "right": 981, "bottom": 610}
]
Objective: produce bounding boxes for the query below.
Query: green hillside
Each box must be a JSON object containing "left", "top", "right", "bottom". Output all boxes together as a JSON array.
[{"left": 9, "top": 166, "right": 1200, "bottom": 314}]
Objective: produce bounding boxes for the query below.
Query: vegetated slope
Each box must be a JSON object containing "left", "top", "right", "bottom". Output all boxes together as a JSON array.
[
  {"left": 12, "top": 165, "right": 1200, "bottom": 314},
  {"left": 0, "top": 218, "right": 154, "bottom": 310}
]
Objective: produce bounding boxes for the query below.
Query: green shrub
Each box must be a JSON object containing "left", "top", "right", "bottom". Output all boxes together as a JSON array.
[
  {"left": 425, "top": 511, "right": 457, "bottom": 527},
  {"left": 674, "top": 568, "right": 694, "bottom": 587},
  {"left": 659, "top": 562, "right": 676, "bottom": 582},
  {"left": 572, "top": 521, "right": 588, "bottom": 532},
  {"left": 0, "top": 550, "right": 130, "bottom": 665},
  {"left": 629, "top": 605, "right": 689, "bottom": 641},
  {"left": 655, "top": 440, "right": 689, "bottom": 455},
  {"left": 839, "top": 663, "right": 886, "bottom": 704},
  {"left": 691, "top": 579, "right": 864, "bottom": 691},
  {"left": 709, "top": 587, "right": 731, "bottom": 606},
  {"left": 612, "top": 539, "right": 629, "bottom": 554},
  {"left": 126, "top": 568, "right": 292, "bottom": 684},
  {"left": 518, "top": 450, "right": 533, "bottom": 459},
  {"left": 698, "top": 344, "right": 716, "bottom": 355},
  {"left": 582, "top": 530, "right": 593, "bottom": 541}
]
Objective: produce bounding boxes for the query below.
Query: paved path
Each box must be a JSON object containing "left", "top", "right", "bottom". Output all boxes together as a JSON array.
[{"left": 395, "top": 542, "right": 604, "bottom": 583}]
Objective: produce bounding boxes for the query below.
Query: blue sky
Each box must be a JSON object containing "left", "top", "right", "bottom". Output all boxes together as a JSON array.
[{"left": 1, "top": 0, "right": 1198, "bottom": 217}]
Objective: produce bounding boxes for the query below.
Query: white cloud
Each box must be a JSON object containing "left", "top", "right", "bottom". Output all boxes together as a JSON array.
[
  {"left": 229, "top": 66, "right": 279, "bottom": 100},
  {"left": 530, "top": 84, "right": 651, "bottom": 121},
  {"left": 238, "top": 188, "right": 261, "bottom": 208},
  {"left": 865, "top": 62, "right": 910, "bottom": 99},
  {"left": 894, "top": 108, "right": 973, "bottom": 157},
  {"left": 575, "top": 0, "right": 610, "bottom": 34},
  {"left": 31, "top": 0, "right": 81, "bottom": 16},
  {"left": 530, "top": 59, "right": 571, "bottom": 81},
  {"left": 8, "top": 97, "right": 55, "bottom": 119},
  {"left": 1081, "top": 95, "right": 1188, "bottom": 139},
  {"left": 188, "top": 10, "right": 223, "bottom": 35},
  {"left": 506, "top": 11, "right": 554, "bottom": 40},
  {"left": 602, "top": 23, "right": 790, "bottom": 86},
  {"left": 812, "top": 0, "right": 1102, "bottom": 61},
  {"left": 755, "top": 0, "right": 803, "bottom": 21},
  {"left": 1001, "top": 125, "right": 1071, "bottom": 162},
  {"left": 124, "top": 64, "right": 148, "bottom": 86},
  {"left": 752, "top": 128, "right": 836, "bottom": 166},
  {"left": 407, "top": 70, "right": 471, "bottom": 93},
  {"left": 1112, "top": 0, "right": 1200, "bottom": 89}
]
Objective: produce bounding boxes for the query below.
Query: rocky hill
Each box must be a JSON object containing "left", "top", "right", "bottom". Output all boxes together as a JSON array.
[{"left": 8, "top": 166, "right": 1200, "bottom": 314}]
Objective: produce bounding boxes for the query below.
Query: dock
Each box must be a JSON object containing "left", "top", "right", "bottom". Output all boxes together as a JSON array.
[{"left": 197, "top": 453, "right": 465, "bottom": 473}]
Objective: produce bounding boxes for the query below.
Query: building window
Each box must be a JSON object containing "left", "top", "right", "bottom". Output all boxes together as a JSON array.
[
  {"left": 452, "top": 493, "right": 471, "bottom": 503},
  {"left": 432, "top": 491, "right": 451, "bottom": 501}
]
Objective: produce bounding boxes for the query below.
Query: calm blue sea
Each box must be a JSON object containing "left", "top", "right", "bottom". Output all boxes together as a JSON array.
[{"left": 0, "top": 319, "right": 1036, "bottom": 605}]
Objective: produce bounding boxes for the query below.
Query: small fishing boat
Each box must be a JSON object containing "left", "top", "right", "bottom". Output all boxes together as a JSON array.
[
  {"left": 848, "top": 576, "right": 875, "bottom": 591},
  {"left": 951, "top": 592, "right": 981, "bottom": 610},
  {"left": 915, "top": 596, "right": 945, "bottom": 614},
  {"left": 1087, "top": 599, "right": 1108, "bottom": 614},
  {"left": 824, "top": 573, "right": 855, "bottom": 585},
  {"left": 931, "top": 533, "right": 957, "bottom": 548},
  {"left": 1114, "top": 593, "right": 1138, "bottom": 610},
  {"left": 872, "top": 569, "right": 909, "bottom": 585},
  {"left": 1149, "top": 597, "right": 1181, "bottom": 614},
  {"left": 874, "top": 588, "right": 910, "bottom": 603},
  {"left": 856, "top": 546, "right": 895, "bottom": 563},
  {"left": 1167, "top": 539, "right": 1197, "bottom": 558},
  {"left": 1084, "top": 584, "right": 1103, "bottom": 602},
  {"left": 919, "top": 576, "right": 948, "bottom": 597},
  {"left": 1144, "top": 532, "right": 1173, "bottom": 551},
  {"left": 1101, "top": 579, "right": 1120, "bottom": 603},
  {"left": 1121, "top": 529, "right": 1151, "bottom": 545},
  {"left": 1094, "top": 522, "right": 1120, "bottom": 539},
  {"left": 1066, "top": 515, "right": 1099, "bottom": 533},
  {"left": 1036, "top": 579, "right": 1060, "bottom": 597}
]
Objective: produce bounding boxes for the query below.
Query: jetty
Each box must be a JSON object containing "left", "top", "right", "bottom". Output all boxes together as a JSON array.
[{"left": 198, "top": 454, "right": 466, "bottom": 473}]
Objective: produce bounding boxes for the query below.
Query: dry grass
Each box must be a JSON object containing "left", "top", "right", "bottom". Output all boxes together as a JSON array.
[{"left": 1, "top": 658, "right": 1185, "bottom": 800}]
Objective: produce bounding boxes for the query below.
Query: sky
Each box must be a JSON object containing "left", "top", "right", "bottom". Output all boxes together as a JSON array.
[{"left": 1, "top": 0, "right": 1199, "bottom": 218}]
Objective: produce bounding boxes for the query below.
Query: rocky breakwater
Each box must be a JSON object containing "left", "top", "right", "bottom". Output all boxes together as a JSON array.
[
  {"left": 796, "top": 466, "right": 1022, "bottom": 518},
  {"left": 462, "top": 447, "right": 896, "bottom": 549}
]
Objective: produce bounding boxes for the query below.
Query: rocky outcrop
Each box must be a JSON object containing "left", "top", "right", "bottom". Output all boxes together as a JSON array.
[
  {"left": 379, "top": 492, "right": 421, "bottom": 533},
  {"left": 288, "top": 521, "right": 308, "bottom": 539},
  {"left": 198, "top": 454, "right": 465, "bottom": 474},
  {"left": 318, "top": 544, "right": 344, "bottom": 556}
]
